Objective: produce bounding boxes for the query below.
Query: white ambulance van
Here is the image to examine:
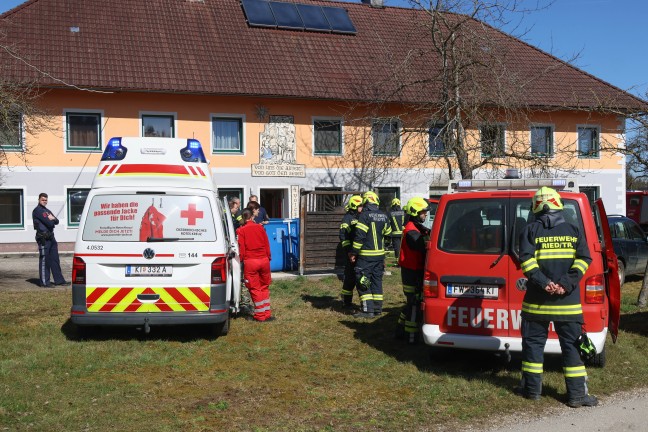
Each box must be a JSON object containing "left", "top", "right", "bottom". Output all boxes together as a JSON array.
[{"left": 70, "top": 137, "right": 241, "bottom": 337}]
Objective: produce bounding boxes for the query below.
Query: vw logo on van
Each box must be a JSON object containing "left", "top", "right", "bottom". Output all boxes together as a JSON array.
[
  {"left": 143, "top": 248, "right": 156, "bottom": 260},
  {"left": 516, "top": 278, "right": 528, "bottom": 292}
]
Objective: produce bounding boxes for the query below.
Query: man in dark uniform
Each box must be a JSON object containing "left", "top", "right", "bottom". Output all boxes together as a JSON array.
[
  {"left": 387, "top": 198, "right": 405, "bottom": 262},
  {"left": 516, "top": 186, "right": 598, "bottom": 407},
  {"left": 33, "top": 193, "right": 69, "bottom": 287},
  {"left": 350, "top": 191, "right": 391, "bottom": 318},
  {"left": 339, "top": 195, "right": 363, "bottom": 309},
  {"left": 395, "top": 197, "right": 430, "bottom": 344}
]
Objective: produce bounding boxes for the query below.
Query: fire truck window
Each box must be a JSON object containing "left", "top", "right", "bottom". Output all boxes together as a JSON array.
[{"left": 440, "top": 200, "right": 504, "bottom": 253}]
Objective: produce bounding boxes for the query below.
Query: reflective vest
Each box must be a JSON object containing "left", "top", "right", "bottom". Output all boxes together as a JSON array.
[
  {"left": 519, "top": 214, "right": 591, "bottom": 322},
  {"left": 339, "top": 211, "right": 358, "bottom": 249},
  {"left": 398, "top": 221, "right": 427, "bottom": 270},
  {"left": 352, "top": 204, "right": 392, "bottom": 260},
  {"left": 388, "top": 207, "right": 405, "bottom": 235}
]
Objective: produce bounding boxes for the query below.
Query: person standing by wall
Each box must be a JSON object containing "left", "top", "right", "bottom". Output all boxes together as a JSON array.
[
  {"left": 249, "top": 194, "right": 269, "bottom": 225},
  {"left": 339, "top": 195, "right": 363, "bottom": 310},
  {"left": 395, "top": 197, "right": 430, "bottom": 344},
  {"left": 387, "top": 198, "right": 405, "bottom": 262},
  {"left": 237, "top": 209, "right": 274, "bottom": 322},
  {"left": 516, "top": 187, "right": 597, "bottom": 407},
  {"left": 33, "top": 193, "right": 69, "bottom": 287},
  {"left": 350, "top": 191, "right": 391, "bottom": 318}
]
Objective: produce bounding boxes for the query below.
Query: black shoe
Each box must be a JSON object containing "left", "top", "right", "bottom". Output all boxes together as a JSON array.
[
  {"left": 373, "top": 310, "right": 382, "bottom": 316},
  {"left": 342, "top": 303, "right": 355, "bottom": 310},
  {"left": 353, "top": 312, "right": 375, "bottom": 319},
  {"left": 567, "top": 394, "right": 598, "bottom": 408},
  {"left": 261, "top": 316, "right": 276, "bottom": 322},
  {"left": 55, "top": 281, "right": 71, "bottom": 286},
  {"left": 513, "top": 386, "right": 540, "bottom": 401}
]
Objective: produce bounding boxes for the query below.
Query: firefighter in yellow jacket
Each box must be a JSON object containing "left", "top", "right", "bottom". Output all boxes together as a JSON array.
[
  {"left": 350, "top": 191, "right": 392, "bottom": 318},
  {"left": 516, "top": 187, "right": 597, "bottom": 408},
  {"left": 339, "top": 195, "right": 363, "bottom": 308}
]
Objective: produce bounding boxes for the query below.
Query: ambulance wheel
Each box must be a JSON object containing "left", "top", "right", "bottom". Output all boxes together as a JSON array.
[
  {"left": 211, "top": 314, "right": 230, "bottom": 338},
  {"left": 586, "top": 346, "right": 606, "bottom": 368},
  {"left": 76, "top": 324, "right": 97, "bottom": 339},
  {"left": 617, "top": 259, "right": 625, "bottom": 288}
]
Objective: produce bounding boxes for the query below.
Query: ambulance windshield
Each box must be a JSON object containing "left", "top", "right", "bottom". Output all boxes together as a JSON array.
[{"left": 82, "top": 194, "right": 217, "bottom": 242}]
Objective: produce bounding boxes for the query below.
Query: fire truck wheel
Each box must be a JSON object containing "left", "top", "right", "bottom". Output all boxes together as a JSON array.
[
  {"left": 617, "top": 259, "right": 625, "bottom": 289},
  {"left": 585, "top": 345, "right": 606, "bottom": 368}
]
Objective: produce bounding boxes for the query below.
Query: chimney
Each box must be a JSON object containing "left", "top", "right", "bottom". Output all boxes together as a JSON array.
[{"left": 362, "top": 0, "right": 384, "bottom": 8}]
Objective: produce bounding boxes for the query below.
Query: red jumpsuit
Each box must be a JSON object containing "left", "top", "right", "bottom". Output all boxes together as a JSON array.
[{"left": 237, "top": 222, "right": 272, "bottom": 321}]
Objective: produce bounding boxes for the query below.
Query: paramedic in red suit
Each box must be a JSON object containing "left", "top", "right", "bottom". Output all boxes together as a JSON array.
[
  {"left": 32, "top": 193, "right": 68, "bottom": 287},
  {"left": 139, "top": 204, "right": 166, "bottom": 241},
  {"left": 237, "top": 209, "right": 274, "bottom": 322}
]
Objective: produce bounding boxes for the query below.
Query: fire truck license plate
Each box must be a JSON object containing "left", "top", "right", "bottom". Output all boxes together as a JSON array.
[
  {"left": 125, "top": 265, "right": 173, "bottom": 277},
  {"left": 446, "top": 284, "right": 498, "bottom": 299}
]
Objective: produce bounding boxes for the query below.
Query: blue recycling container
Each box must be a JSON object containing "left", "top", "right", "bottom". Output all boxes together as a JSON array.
[{"left": 264, "top": 218, "right": 300, "bottom": 271}]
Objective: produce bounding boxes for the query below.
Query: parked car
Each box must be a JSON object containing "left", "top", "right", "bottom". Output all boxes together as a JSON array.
[{"left": 608, "top": 214, "right": 648, "bottom": 287}]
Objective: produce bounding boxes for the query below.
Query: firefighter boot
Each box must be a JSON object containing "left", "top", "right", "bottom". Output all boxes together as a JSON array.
[{"left": 567, "top": 394, "right": 598, "bottom": 408}]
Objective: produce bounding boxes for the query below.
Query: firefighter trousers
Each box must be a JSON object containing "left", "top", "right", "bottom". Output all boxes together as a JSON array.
[
  {"left": 396, "top": 268, "right": 423, "bottom": 343},
  {"left": 243, "top": 257, "right": 272, "bottom": 321},
  {"left": 341, "top": 258, "right": 356, "bottom": 305},
  {"left": 354, "top": 258, "right": 384, "bottom": 314},
  {"left": 520, "top": 319, "right": 588, "bottom": 399}
]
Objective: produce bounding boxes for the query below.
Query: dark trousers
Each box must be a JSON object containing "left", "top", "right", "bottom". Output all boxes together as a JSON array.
[
  {"left": 341, "top": 258, "right": 356, "bottom": 305},
  {"left": 520, "top": 319, "right": 588, "bottom": 399},
  {"left": 355, "top": 258, "right": 384, "bottom": 314},
  {"left": 38, "top": 238, "right": 65, "bottom": 286},
  {"left": 391, "top": 235, "right": 402, "bottom": 260},
  {"left": 396, "top": 267, "right": 423, "bottom": 342}
]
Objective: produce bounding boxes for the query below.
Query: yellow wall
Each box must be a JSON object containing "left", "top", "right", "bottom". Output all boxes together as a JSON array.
[{"left": 10, "top": 90, "right": 624, "bottom": 171}]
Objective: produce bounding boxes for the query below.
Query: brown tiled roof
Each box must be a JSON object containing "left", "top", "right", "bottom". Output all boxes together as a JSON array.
[{"left": 1, "top": 0, "right": 645, "bottom": 110}]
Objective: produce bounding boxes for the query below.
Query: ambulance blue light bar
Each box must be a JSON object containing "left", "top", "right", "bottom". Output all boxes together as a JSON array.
[
  {"left": 180, "top": 139, "right": 207, "bottom": 163},
  {"left": 101, "top": 137, "right": 128, "bottom": 161},
  {"left": 450, "top": 177, "right": 578, "bottom": 192}
]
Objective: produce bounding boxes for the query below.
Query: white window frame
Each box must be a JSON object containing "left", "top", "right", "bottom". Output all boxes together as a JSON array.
[
  {"left": 0, "top": 188, "right": 25, "bottom": 229},
  {"left": 63, "top": 108, "right": 104, "bottom": 153},
  {"left": 529, "top": 123, "right": 554, "bottom": 157},
  {"left": 577, "top": 124, "right": 601, "bottom": 159},
  {"left": 139, "top": 111, "right": 177, "bottom": 138},
  {"left": 372, "top": 118, "right": 401, "bottom": 157},
  {"left": 211, "top": 113, "right": 246, "bottom": 155},
  {"left": 480, "top": 123, "right": 506, "bottom": 157},
  {"left": 312, "top": 116, "right": 344, "bottom": 156},
  {"left": 0, "top": 112, "right": 24, "bottom": 151}
]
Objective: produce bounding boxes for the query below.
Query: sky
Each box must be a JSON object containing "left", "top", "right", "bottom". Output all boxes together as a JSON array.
[{"left": 1, "top": 0, "right": 646, "bottom": 98}]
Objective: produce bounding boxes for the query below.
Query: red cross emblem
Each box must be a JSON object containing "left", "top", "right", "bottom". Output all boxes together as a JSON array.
[{"left": 180, "top": 203, "right": 204, "bottom": 226}]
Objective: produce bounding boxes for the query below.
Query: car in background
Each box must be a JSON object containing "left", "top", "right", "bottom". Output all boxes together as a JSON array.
[{"left": 608, "top": 214, "right": 648, "bottom": 287}]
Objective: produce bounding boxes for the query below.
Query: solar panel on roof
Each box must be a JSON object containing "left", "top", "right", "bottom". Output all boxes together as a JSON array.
[
  {"left": 269, "top": 2, "right": 304, "bottom": 30},
  {"left": 295, "top": 4, "right": 331, "bottom": 32},
  {"left": 321, "top": 6, "right": 356, "bottom": 34},
  {"left": 241, "top": 0, "right": 277, "bottom": 28}
]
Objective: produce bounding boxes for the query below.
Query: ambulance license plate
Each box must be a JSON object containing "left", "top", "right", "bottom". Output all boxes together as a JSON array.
[
  {"left": 125, "top": 265, "right": 173, "bottom": 277},
  {"left": 446, "top": 284, "right": 498, "bottom": 299}
]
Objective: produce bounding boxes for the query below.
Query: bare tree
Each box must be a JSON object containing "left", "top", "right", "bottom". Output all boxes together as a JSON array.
[
  {"left": 319, "top": 0, "right": 619, "bottom": 189},
  {"left": 0, "top": 28, "right": 56, "bottom": 183}
]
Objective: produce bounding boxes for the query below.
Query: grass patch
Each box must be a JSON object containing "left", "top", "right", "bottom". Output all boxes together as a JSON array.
[{"left": 1, "top": 268, "right": 647, "bottom": 431}]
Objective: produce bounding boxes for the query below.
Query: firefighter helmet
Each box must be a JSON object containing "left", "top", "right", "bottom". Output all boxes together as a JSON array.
[
  {"left": 577, "top": 332, "right": 597, "bottom": 362},
  {"left": 532, "top": 186, "right": 563, "bottom": 214},
  {"left": 346, "top": 195, "right": 363, "bottom": 211},
  {"left": 391, "top": 198, "right": 401, "bottom": 207},
  {"left": 405, "top": 197, "right": 430, "bottom": 217},
  {"left": 363, "top": 191, "right": 380, "bottom": 205}
]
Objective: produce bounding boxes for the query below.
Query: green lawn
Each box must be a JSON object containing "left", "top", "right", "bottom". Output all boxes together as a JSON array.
[{"left": 1, "top": 266, "right": 647, "bottom": 431}]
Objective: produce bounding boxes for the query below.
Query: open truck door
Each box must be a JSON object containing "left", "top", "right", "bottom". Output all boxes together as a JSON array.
[
  {"left": 594, "top": 199, "right": 621, "bottom": 342},
  {"left": 221, "top": 197, "right": 241, "bottom": 314}
]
